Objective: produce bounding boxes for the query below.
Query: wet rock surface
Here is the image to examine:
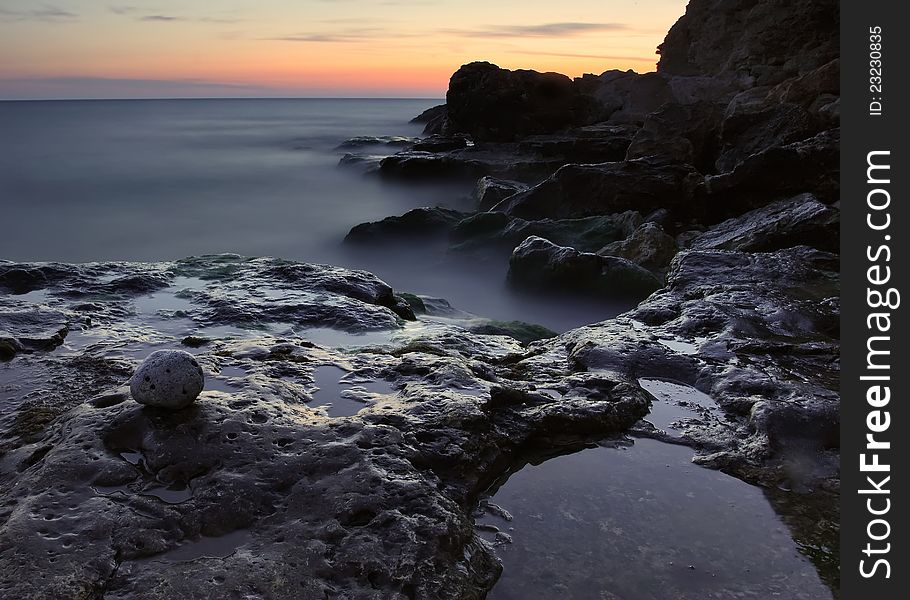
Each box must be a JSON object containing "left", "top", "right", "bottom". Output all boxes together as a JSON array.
[
  {"left": 0, "top": 256, "right": 655, "bottom": 599},
  {"left": 0, "top": 244, "right": 838, "bottom": 597},
  {"left": 508, "top": 236, "right": 664, "bottom": 299}
]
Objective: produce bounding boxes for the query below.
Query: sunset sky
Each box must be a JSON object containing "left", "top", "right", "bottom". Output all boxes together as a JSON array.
[{"left": 0, "top": 0, "right": 688, "bottom": 99}]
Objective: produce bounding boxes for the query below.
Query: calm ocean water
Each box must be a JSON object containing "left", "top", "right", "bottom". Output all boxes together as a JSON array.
[{"left": 0, "top": 98, "right": 625, "bottom": 331}]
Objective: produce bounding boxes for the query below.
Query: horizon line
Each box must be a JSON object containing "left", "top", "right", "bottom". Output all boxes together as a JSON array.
[{"left": 0, "top": 96, "right": 447, "bottom": 103}]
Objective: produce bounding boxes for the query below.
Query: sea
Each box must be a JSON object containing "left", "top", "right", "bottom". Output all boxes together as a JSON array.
[{"left": 0, "top": 98, "right": 626, "bottom": 332}]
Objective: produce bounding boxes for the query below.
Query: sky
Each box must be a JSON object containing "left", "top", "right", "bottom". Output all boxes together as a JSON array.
[{"left": 0, "top": 0, "right": 688, "bottom": 99}]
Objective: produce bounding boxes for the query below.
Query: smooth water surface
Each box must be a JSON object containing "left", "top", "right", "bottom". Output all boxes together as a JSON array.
[
  {"left": 477, "top": 438, "right": 833, "bottom": 600},
  {"left": 0, "top": 99, "right": 629, "bottom": 331}
]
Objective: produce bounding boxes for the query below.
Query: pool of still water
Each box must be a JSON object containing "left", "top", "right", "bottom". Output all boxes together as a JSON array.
[{"left": 477, "top": 438, "right": 833, "bottom": 600}]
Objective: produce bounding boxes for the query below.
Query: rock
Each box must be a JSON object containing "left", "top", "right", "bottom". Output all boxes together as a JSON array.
[
  {"left": 445, "top": 62, "right": 598, "bottom": 142},
  {"left": 576, "top": 70, "right": 672, "bottom": 125},
  {"left": 130, "top": 350, "right": 205, "bottom": 410},
  {"left": 598, "top": 222, "right": 679, "bottom": 274},
  {"left": 411, "top": 135, "right": 469, "bottom": 153},
  {"left": 0, "top": 306, "right": 71, "bottom": 359},
  {"left": 493, "top": 157, "right": 705, "bottom": 220},
  {"left": 451, "top": 212, "right": 641, "bottom": 254},
  {"left": 625, "top": 101, "right": 726, "bottom": 171},
  {"left": 515, "top": 124, "right": 636, "bottom": 164},
  {"left": 706, "top": 128, "right": 839, "bottom": 215},
  {"left": 691, "top": 194, "right": 839, "bottom": 252},
  {"left": 473, "top": 177, "right": 529, "bottom": 212},
  {"left": 467, "top": 320, "right": 558, "bottom": 344},
  {"left": 0, "top": 256, "right": 653, "bottom": 600},
  {"left": 379, "top": 146, "right": 564, "bottom": 181},
  {"left": 335, "top": 136, "right": 418, "bottom": 150},
  {"left": 410, "top": 103, "right": 448, "bottom": 135},
  {"left": 715, "top": 90, "right": 821, "bottom": 172},
  {"left": 657, "top": 0, "right": 839, "bottom": 84},
  {"left": 345, "top": 207, "right": 470, "bottom": 243},
  {"left": 508, "top": 236, "right": 663, "bottom": 298}
]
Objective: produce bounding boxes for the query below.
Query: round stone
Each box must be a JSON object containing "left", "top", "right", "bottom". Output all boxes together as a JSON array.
[{"left": 130, "top": 350, "right": 204, "bottom": 410}]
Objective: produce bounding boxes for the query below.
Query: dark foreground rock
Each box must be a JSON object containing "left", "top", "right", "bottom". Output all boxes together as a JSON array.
[
  {"left": 0, "top": 256, "right": 651, "bottom": 599},
  {"left": 0, "top": 243, "right": 840, "bottom": 597}
]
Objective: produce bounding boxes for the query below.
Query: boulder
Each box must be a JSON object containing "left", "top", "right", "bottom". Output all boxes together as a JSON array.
[
  {"left": 130, "top": 350, "right": 205, "bottom": 410},
  {"left": 411, "top": 135, "right": 469, "bottom": 153},
  {"left": 625, "top": 101, "right": 726, "bottom": 170},
  {"left": 516, "top": 124, "right": 637, "bottom": 164},
  {"left": 493, "top": 157, "right": 705, "bottom": 220},
  {"left": 335, "top": 136, "right": 417, "bottom": 150},
  {"left": 690, "top": 194, "right": 839, "bottom": 252},
  {"left": 598, "top": 222, "right": 679, "bottom": 274},
  {"left": 706, "top": 128, "right": 839, "bottom": 215},
  {"left": 451, "top": 212, "right": 641, "bottom": 254},
  {"left": 410, "top": 103, "right": 448, "bottom": 135},
  {"left": 576, "top": 70, "right": 672, "bottom": 124},
  {"left": 508, "top": 236, "right": 663, "bottom": 298},
  {"left": 472, "top": 177, "right": 528, "bottom": 211},
  {"left": 715, "top": 88, "right": 821, "bottom": 172},
  {"left": 445, "top": 62, "right": 597, "bottom": 142},
  {"left": 345, "top": 207, "right": 470, "bottom": 243}
]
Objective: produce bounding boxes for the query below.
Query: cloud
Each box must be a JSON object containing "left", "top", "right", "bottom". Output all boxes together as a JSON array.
[
  {"left": 0, "top": 4, "right": 77, "bottom": 22},
  {"left": 108, "top": 5, "right": 240, "bottom": 23},
  {"left": 448, "top": 22, "right": 629, "bottom": 38},
  {"left": 271, "top": 21, "right": 629, "bottom": 44},
  {"left": 269, "top": 28, "right": 390, "bottom": 43}
]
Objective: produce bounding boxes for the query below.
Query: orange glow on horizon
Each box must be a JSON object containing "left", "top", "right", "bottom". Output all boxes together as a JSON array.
[{"left": 0, "top": 0, "right": 686, "bottom": 99}]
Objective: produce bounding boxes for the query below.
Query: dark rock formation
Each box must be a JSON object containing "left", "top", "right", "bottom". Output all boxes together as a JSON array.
[
  {"left": 625, "top": 101, "right": 726, "bottom": 171},
  {"left": 508, "top": 236, "right": 663, "bottom": 298},
  {"left": 445, "top": 62, "right": 598, "bottom": 142},
  {"left": 0, "top": 257, "right": 651, "bottom": 599},
  {"left": 493, "top": 158, "right": 705, "bottom": 220},
  {"left": 691, "top": 194, "right": 839, "bottom": 252},
  {"left": 336, "top": 135, "right": 418, "bottom": 150},
  {"left": 410, "top": 103, "right": 448, "bottom": 135},
  {"left": 345, "top": 207, "right": 470, "bottom": 243},
  {"left": 657, "top": 0, "right": 839, "bottom": 84},
  {"left": 378, "top": 147, "right": 565, "bottom": 181},
  {"left": 597, "top": 222, "right": 679, "bottom": 274},
  {"left": 411, "top": 135, "right": 469, "bottom": 153},
  {"left": 472, "top": 177, "right": 528, "bottom": 212},
  {"left": 706, "top": 128, "right": 839, "bottom": 215},
  {"left": 451, "top": 212, "right": 641, "bottom": 255}
]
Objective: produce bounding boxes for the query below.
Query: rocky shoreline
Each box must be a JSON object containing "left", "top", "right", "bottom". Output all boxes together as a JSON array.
[{"left": 1, "top": 0, "right": 840, "bottom": 597}]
